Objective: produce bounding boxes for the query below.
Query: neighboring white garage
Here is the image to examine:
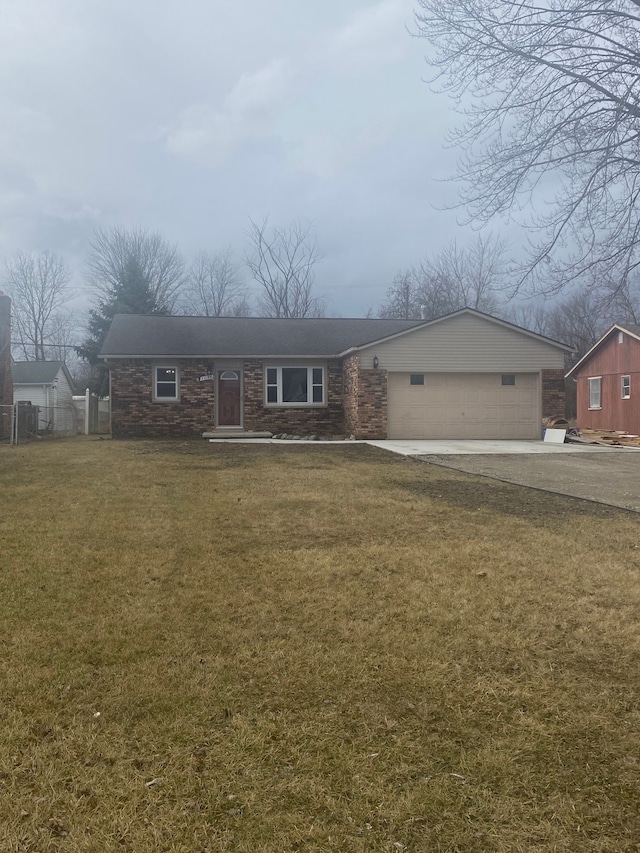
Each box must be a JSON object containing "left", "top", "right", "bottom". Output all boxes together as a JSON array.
[{"left": 387, "top": 371, "right": 540, "bottom": 440}]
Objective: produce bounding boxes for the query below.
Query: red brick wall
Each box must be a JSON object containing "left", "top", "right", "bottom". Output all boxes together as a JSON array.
[
  {"left": 541, "top": 368, "right": 566, "bottom": 420},
  {"left": 110, "top": 359, "right": 213, "bottom": 437},
  {"left": 110, "top": 358, "right": 346, "bottom": 438},
  {"left": 342, "top": 353, "right": 388, "bottom": 439}
]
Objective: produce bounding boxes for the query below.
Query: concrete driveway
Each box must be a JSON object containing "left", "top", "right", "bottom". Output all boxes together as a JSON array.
[{"left": 367, "top": 440, "right": 640, "bottom": 512}]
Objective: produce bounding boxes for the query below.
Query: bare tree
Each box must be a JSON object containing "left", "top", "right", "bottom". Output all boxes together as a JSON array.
[
  {"left": 416, "top": 235, "right": 507, "bottom": 315},
  {"left": 184, "top": 247, "right": 251, "bottom": 316},
  {"left": 4, "top": 251, "right": 73, "bottom": 360},
  {"left": 87, "top": 226, "right": 185, "bottom": 312},
  {"left": 246, "top": 217, "right": 324, "bottom": 318},
  {"left": 507, "top": 302, "right": 553, "bottom": 338},
  {"left": 415, "top": 1, "right": 640, "bottom": 294},
  {"left": 378, "top": 271, "right": 420, "bottom": 319},
  {"left": 546, "top": 286, "right": 611, "bottom": 359},
  {"left": 378, "top": 234, "right": 508, "bottom": 320}
]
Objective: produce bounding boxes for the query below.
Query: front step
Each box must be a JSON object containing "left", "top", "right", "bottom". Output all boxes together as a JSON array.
[{"left": 202, "top": 430, "right": 273, "bottom": 439}]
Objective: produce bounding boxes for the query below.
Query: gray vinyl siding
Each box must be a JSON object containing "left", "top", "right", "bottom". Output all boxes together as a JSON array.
[{"left": 358, "top": 312, "right": 565, "bottom": 371}]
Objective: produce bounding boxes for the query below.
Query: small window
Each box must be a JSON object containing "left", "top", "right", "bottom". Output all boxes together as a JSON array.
[
  {"left": 618, "top": 331, "right": 624, "bottom": 343},
  {"left": 154, "top": 366, "right": 179, "bottom": 401},
  {"left": 501, "top": 374, "right": 516, "bottom": 386},
  {"left": 588, "top": 376, "right": 601, "bottom": 409},
  {"left": 410, "top": 374, "right": 425, "bottom": 385},
  {"left": 265, "top": 366, "right": 325, "bottom": 406},
  {"left": 622, "top": 375, "right": 631, "bottom": 399}
]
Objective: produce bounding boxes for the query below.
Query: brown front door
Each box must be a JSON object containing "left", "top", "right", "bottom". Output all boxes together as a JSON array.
[{"left": 217, "top": 370, "right": 242, "bottom": 427}]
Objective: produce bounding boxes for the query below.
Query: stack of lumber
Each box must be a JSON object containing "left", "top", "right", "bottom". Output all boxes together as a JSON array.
[{"left": 569, "top": 428, "right": 640, "bottom": 447}]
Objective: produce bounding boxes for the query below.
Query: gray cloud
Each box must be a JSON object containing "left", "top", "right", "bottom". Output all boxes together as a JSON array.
[{"left": 0, "top": 0, "right": 513, "bottom": 316}]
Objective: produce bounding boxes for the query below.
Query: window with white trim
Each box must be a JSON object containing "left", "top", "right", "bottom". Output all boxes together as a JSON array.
[
  {"left": 622, "top": 375, "right": 631, "bottom": 399},
  {"left": 154, "top": 366, "right": 179, "bottom": 401},
  {"left": 265, "top": 366, "right": 325, "bottom": 405},
  {"left": 588, "top": 376, "right": 601, "bottom": 409}
]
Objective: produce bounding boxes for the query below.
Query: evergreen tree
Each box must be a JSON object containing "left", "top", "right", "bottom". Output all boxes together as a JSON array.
[{"left": 78, "top": 238, "right": 180, "bottom": 395}]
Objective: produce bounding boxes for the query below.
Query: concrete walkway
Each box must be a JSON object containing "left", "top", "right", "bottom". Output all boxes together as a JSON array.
[{"left": 365, "top": 439, "right": 633, "bottom": 455}]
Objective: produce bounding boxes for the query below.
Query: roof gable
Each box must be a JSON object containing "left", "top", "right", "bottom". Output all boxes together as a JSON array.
[
  {"left": 343, "top": 307, "right": 573, "bottom": 355},
  {"left": 566, "top": 324, "right": 640, "bottom": 377}
]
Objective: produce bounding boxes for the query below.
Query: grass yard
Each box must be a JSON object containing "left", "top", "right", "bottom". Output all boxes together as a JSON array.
[{"left": 1, "top": 438, "right": 639, "bottom": 853}]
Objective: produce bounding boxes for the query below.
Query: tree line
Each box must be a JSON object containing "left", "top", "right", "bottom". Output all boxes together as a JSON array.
[
  {"left": 2, "top": 218, "right": 325, "bottom": 391},
  {"left": 5, "top": 222, "right": 640, "bottom": 395}
]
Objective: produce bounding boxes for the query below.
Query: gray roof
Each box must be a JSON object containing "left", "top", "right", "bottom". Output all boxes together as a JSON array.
[
  {"left": 12, "top": 361, "right": 66, "bottom": 384},
  {"left": 100, "top": 314, "right": 426, "bottom": 358}
]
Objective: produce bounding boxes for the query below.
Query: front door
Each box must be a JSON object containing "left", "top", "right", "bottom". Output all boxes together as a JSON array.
[{"left": 217, "top": 370, "right": 242, "bottom": 427}]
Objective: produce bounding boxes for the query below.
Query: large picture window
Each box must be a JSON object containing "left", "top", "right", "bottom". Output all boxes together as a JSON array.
[
  {"left": 588, "top": 376, "right": 601, "bottom": 409},
  {"left": 154, "top": 366, "right": 179, "bottom": 401},
  {"left": 265, "top": 366, "right": 325, "bottom": 406}
]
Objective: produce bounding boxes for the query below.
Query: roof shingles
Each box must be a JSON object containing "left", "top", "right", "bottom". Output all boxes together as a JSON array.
[{"left": 100, "top": 315, "right": 426, "bottom": 358}]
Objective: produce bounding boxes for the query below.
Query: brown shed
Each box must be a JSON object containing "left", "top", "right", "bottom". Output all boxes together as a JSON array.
[{"left": 567, "top": 324, "right": 640, "bottom": 435}]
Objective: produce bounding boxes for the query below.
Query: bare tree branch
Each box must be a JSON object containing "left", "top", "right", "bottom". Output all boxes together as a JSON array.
[
  {"left": 415, "top": 0, "right": 640, "bottom": 292},
  {"left": 245, "top": 217, "right": 324, "bottom": 318}
]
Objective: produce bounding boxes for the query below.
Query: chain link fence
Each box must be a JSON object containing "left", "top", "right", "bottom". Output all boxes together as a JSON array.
[{"left": 0, "top": 402, "right": 79, "bottom": 445}]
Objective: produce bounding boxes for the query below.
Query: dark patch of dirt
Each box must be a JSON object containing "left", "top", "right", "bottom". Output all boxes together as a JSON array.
[{"left": 393, "top": 465, "right": 634, "bottom": 524}]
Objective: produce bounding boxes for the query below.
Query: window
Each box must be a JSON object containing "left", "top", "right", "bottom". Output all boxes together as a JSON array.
[
  {"left": 618, "top": 331, "right": 624, "bottom": 343},
  {"left": 501, "top": 374, "right": 516, "bottom": 386},
  {"left": 588, "top": 376, "right": 601, "bottom": 409},
  {"left": 410, "top": 374, "right": 425, "bottom": 385},
  {"left": 265, "top": 366, "right": 325, "bottom": 405},
  {"left": 622, "top": 375, "right": 631, "bottom": 399},
  {"left": 154, "top": 366, "right": 179, "bottom": 401}
]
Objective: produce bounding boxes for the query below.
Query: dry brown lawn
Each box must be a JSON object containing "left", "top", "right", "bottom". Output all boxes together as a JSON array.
[{"left": 0, "top": 438, "right": 639, "bottom": 852}]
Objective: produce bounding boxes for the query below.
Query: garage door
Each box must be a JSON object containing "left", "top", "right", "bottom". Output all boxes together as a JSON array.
[{"left": 387, "top": 372, "right": 540, "bottom": 440}]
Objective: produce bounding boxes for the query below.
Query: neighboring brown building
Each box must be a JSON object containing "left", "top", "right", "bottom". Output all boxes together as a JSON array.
[
  {"left": 566, "top": 323, "right": 640, "bottom": 435},
  {"left": 99, "top": 309, "right": 571, "bottom": 440},
  {"left": 0, "top": 291, "right": 12, "bottom": 408}
]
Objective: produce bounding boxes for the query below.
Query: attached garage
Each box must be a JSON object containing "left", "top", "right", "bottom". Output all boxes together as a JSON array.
[
  {"left": 387, "top": 371, "right": 540, "bottom": 440},
  {"left": 351, "top": 309, "right": 572, "bottom": 440}
]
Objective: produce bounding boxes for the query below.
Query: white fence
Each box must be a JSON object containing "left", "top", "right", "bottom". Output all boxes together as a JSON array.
[{"left": 72, "top": 391, "right": 110, "bottom": 434}]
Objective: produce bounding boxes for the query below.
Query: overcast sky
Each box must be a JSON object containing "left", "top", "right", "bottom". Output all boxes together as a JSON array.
[{"left": 0, "top": 0, "right": 516, "bottom": 317}]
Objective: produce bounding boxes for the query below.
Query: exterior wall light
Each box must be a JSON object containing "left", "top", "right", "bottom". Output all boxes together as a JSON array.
[{"left": 373, "top": 356, "right": 379, "bottom": 369}]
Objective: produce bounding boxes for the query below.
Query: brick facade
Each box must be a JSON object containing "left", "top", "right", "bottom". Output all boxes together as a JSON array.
[
  {"left": 110, "top": 359, "right": 213, "bottom": 437},
  {"left": 342, "top": 353, "right": 387, "bottom": 439},
  {"left": 109, "top": 357, "right": 562, "bottom": 439},
  {"left": 541, "top": 368, "right": 566, "bottom": 420},
  {"left": 110, "top": 358, "right": 346, "bottom": 438},
  {"left": 243, "top": 359, "right": 345, "bottom": 436}
]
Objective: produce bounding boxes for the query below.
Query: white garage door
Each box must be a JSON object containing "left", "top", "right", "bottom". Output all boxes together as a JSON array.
[{"left": 387, "top": 372, "right": 540, "bottom": 440}]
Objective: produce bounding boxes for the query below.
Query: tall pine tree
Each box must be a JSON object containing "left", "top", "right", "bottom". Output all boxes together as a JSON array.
[{"left": 78, "top": 228, "right": 185, "bottom": 394}]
